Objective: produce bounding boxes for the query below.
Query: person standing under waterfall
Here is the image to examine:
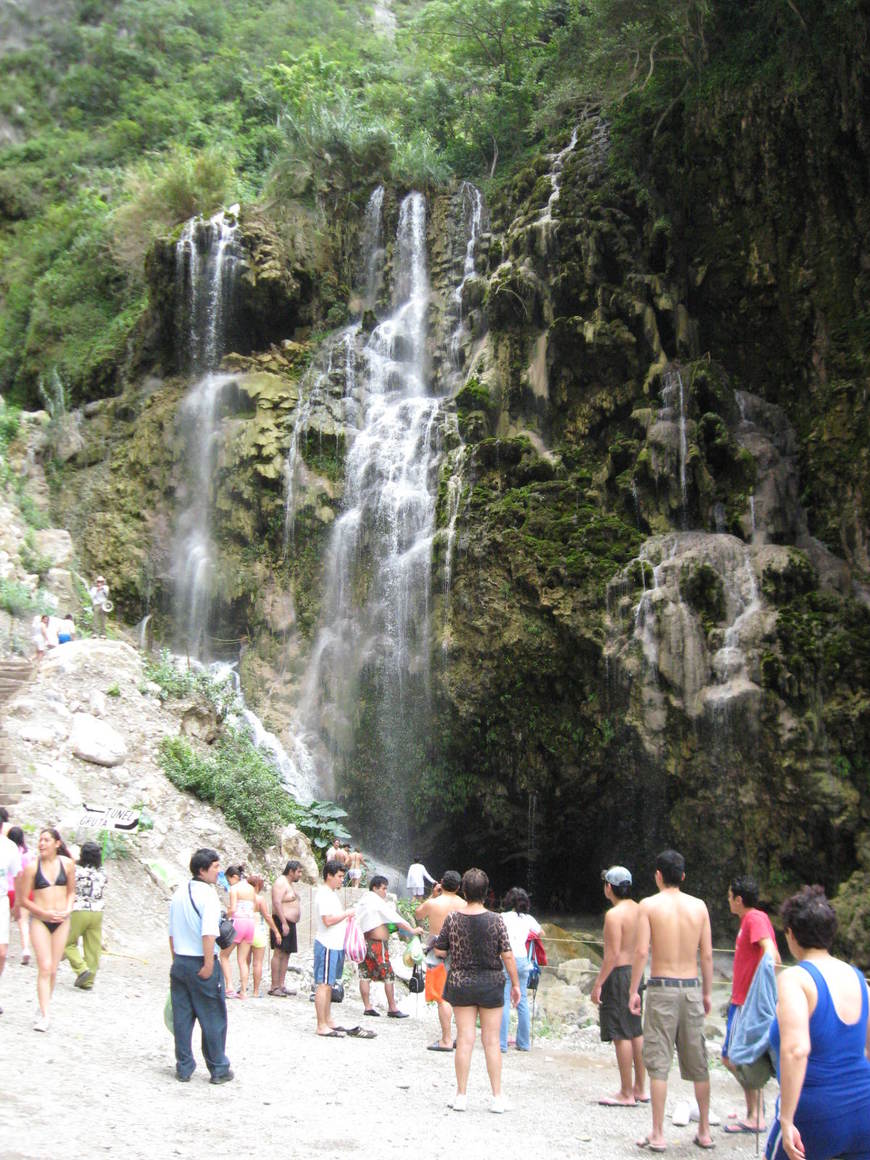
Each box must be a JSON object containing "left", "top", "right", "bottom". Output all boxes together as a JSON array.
[
  {"left": 591, "top": 866, "right": 647, "bottom": 1105},
  {"left": 722, "top": 874, "right": 780, "bottom": 1134},
  {"left": 629, "top": 849, "right": 714, "bottom": 1151},
  {"left": 416, "top": 871, "right": 467, "bottom": 1051}
]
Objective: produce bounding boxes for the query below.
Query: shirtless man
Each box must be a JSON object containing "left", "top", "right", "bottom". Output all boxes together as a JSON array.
[
  {"left": 269, "top": 861, "right": 302, "bottom": 997},
  {"left": 629, "top": 849, "right": 713, "bottom": 1152},
  {"left": 415, "top": 871, "right": 466, "bottom": 1051},
  {"left": 346, "top": 848, "right": 365, "bottom": 887},
  {"left": 591, "top": 866, "right": 647, "bottom": 1106},
  {"left": 356, "top": 876, "right": 422, "bottom": 1017},
  {"left": 329, "top": 839, "right": 348, "bottom": 868}
]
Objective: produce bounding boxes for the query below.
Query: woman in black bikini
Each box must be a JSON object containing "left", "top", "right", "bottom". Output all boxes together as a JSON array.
[{"left": 19, "top": 828, "right": 76, "bottom": 1032}]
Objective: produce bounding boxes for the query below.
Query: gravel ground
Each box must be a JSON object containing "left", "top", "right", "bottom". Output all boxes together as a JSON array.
[{"left": 0, "top": 925, "right": 771, "bottom": 1160}]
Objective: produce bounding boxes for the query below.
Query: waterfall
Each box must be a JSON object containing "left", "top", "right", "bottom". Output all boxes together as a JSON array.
[
  {"left": 175, "top": 210, "right": 240, "bottom": 375},
  {"left": 171, "top": 210, "right": 241, "bottom": 659},
  {"left": 282, "top": 189, "right": 481, "bottom": 843},
  {"left": 360, "top": 186, "right": 385, "bottom": 311},
  {"left": 448, "top": 182, "right": 484, "bottom": 374},
  {"left": 660, "top": 368, "right": 689, "bottom": 528},
  {"left": 536, "top": 126, "right": 579, "bottom": 227}
]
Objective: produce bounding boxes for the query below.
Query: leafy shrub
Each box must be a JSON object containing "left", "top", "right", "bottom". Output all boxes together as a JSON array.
[
  {"left": 0, "top": 580, "right": 39, "bottom": 616},
  {"left": 158, "top": 731, "right": 350, "bottom": 853},
  {"left": 15, "top": 489, "right": 50, "bottom": 530},
  {"left": 111, "top": 147, "right": 236, "bottom": 280},
  {"left": 159, "top": 733, "right": 298, "bottom": 848},
  {"left": 144, "top": 650, "right": 240, "bottom": 717},
  {"left": 0, "top": 405, "right": 21, "bottom": 450}
]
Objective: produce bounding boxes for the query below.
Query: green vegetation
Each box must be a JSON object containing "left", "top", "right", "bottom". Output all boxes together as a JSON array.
[
  {"left": 159, "top": 732, "right": 298, "bottom": 848},
  {"left": 158, "top": 733, "right": 350, "bottom": 853},
  {"left": 0, "top": 579, "right": 41, "bottom": 616},
  {"left": 4, "top": 0, "right": 829, "bottom": 404},
  {"left": 144, "top": 649, "right": 240, "bottom": 717}
]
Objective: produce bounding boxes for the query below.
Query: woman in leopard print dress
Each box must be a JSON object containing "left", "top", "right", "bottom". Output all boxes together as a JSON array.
[{"left": 434, "top": 867, "right": 520, "bottom": 1113}]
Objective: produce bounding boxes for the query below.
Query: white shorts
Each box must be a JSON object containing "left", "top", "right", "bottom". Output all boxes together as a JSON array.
[{"left": 0, "top": 894, "right": 9, "bottom": 944}]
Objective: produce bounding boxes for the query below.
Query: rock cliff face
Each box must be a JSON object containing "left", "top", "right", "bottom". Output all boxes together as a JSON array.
[{"left": 45, "top": 40, "right": 870, "bottom": 951}]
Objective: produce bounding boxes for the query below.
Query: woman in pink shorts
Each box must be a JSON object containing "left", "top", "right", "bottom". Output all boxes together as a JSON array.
[{"left": 220, "top": 865, "right": 257, "bottom": 998}]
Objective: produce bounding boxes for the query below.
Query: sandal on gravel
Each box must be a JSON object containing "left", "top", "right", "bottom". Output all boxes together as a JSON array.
[
  {"left": 268, "top": 988, "right": 286, "bottom": 997},
  {"left": 346, "top": 1027, "right": 376, "bottom": 1039}
]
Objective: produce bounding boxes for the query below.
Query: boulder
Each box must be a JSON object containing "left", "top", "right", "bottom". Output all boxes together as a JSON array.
[
  {"left": 276, "top": 823, "right": 319, "bottom": 882},
  {"left": 89, "top": 689, "right": 107, "bottom": 718},
  {"left": 179, "top": 703, "right": 220, "bottom": 744},
  {"left": 69, "top": 712, "right": 128, "bottom": 767},
  {"left": 555, "top": 956, "right": 599, "bottom": 993}
]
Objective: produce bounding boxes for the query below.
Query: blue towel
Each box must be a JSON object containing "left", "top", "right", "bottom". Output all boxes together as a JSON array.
[{"left": 728, "top": 952, "right": 777, "bottom": 1065}]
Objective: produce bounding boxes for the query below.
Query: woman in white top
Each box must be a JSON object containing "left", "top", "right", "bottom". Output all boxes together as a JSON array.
[{"left": 500, "top": 887, "right": 543, "bottom": 1052}]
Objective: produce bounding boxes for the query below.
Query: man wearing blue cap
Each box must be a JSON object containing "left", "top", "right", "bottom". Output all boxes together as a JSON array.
[{"left": 591, "top": 866, "right": 647, "bottom": 1106}]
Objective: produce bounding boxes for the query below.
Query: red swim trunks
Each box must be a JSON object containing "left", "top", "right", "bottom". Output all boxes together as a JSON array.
[{"left": 359, "top": 937, "right": 394, "bottom": 982}]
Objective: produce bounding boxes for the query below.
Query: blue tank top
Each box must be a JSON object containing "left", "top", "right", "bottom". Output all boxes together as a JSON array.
[{"left": 770, "top": 960, "right": 870, "bottom": 1092}]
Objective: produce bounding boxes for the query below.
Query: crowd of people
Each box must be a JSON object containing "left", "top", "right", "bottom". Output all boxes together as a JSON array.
[{"left": 2, "top": 813, "right": 869, "bottom": 1154}]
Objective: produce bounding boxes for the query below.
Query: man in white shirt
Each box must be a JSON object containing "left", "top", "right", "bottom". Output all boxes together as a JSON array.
[
  {"left": 356, "top": 875, "right": 422, "bottom": 1018},
  {"left": 406, "top": 859, "right": 436, "bottom": 898},
  {"left": 314, "top": 859, "right": 354, "bottom": 1037},
  {"left": 168, "top": 848, "right": 233, "bottom": 1083},
  {"left": 0, "top": 828, "right": 22, "bottom": 1015}
]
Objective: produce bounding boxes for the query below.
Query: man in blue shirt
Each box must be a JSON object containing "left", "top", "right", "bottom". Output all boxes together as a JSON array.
[{"left": 168, "top": 848, "right": 233, "bottom": 1083}]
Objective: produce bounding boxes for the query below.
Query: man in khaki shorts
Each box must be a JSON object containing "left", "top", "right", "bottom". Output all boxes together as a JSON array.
[{"left": 629, "top": 849, "right": 713, "bottom": 1152}]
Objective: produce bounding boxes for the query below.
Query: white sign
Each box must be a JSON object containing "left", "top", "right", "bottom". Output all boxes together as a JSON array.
[{"left": 76, "top": 803, "right": 140, "bottom": 832}]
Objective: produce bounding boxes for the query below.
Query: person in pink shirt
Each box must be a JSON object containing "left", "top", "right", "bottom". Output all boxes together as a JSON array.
[{"left": 722, "top": 875, "right": 781, "bottom": 1133}]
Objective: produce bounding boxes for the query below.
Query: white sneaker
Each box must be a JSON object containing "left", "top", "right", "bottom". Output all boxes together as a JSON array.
[
  {"left": 672, "top": 1100, "right": 691, "bottom": 1126},
  {"left": 490, "top": 1095, "right": 509, "bottom": 1114},
  {"left": 449, "top": 1093, "right": 467, "bottom": 1111},
  {"left": 33, "top": 1015, "right": 50, "bottom": 1033}
]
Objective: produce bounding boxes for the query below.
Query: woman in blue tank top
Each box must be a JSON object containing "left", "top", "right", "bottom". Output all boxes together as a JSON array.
[{"left": 766, "top": 886, "right": 870, "bottom": 1160}]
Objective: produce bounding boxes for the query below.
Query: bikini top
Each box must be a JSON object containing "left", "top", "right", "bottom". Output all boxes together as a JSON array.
[{"left": 34, "top": 858, "right": 68, "bottom": 890}]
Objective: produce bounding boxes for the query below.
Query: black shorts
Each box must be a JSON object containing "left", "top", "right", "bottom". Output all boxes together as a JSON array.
[
  {"left": 270, "top": 919, "right": 297, "bottom": 954},
  {"left": 600, "top": 964, "right": 643, "bottom": 1042},
  {"left": 443, "top": 975, "right": 505, "bottom": 1009}
]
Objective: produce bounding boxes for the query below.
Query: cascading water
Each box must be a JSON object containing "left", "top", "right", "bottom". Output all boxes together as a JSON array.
[
  {"left": 286, "top": 189, "right": 478, "bottom": 845},
  {"left": 172, "top": 210, "right": 241, "bottom": 659},
  {"left": 448, "top": 182, "right": 484, "bottom": 374},
  {"left": 536, "top": 126, "right": 579, "bottom": 227},
  {"left": 660, "top": 368, "right": 689, "bottom": 527}
]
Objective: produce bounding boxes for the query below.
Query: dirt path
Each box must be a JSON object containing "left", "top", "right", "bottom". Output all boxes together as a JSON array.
[{"left": 1, "top": 928, "right": 769, "bottom": 1160}]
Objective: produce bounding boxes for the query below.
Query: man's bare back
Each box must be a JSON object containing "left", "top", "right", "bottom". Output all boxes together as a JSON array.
[
  {"left": 415, "top": 886, "right": 466, "bottom": 935},
  {"left": 642, "top": 889, "right": 711, "bottom": 979},
  {"left": 608, "top": 898, "right": 640, "bottom": 966},
  {"left": 630, "top": 885, "right": 713, "bottom": 1018}
]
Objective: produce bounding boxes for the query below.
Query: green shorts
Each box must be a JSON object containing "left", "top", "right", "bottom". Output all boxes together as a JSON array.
[{"left": 642, "top": 984, "right": 708, "bottom": 1082}]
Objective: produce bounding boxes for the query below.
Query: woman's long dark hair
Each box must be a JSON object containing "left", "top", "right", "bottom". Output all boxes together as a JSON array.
[{"left": 41, "top": 827, "right": 72, "bottom": 859}]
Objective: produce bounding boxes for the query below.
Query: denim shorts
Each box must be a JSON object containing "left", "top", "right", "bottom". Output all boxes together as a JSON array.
[{"left": 313, "top": 941, "right": 345, "bottom": 985}]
